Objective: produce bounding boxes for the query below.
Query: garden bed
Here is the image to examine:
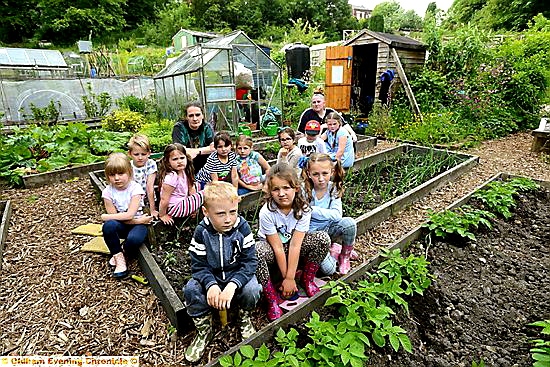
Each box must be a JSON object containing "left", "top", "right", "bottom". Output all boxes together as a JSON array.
[
  {"left": 0, "top": 200, "right": 13, "bottom": 270},
  {"left": 23, "top": 162, "right": 105, "bottom": 189},
  {"left": 207, "top": 173, "right": 550, "bottom": 367},
  {"left": 91, "top": 144, "right": 478, "bottom": 340}
]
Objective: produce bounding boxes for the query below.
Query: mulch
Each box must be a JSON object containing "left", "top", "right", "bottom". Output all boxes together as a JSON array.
[{"left": 0, "top": 132, "right": 549, "bottom": 366}]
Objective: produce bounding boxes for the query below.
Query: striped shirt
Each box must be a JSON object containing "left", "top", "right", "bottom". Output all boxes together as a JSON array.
[{"left": 195, "top": 151, "right": 238, "bottom": 184}]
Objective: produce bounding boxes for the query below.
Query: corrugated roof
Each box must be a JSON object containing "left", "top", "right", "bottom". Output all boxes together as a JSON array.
[{"left": 0, "top": 48, "right": 68, "bottom": 69}]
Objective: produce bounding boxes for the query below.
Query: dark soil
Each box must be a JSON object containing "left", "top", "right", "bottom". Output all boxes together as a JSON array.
[{"left": 368, "top": 187, "right": 550, "bottom": 366}]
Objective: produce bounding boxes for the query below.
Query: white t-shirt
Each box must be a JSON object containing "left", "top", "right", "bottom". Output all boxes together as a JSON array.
[
  {"left": 101, "top": 181, "right": 144, "bottom": 218},
  {"left": 297, "top": 136, "right": 327, "bottom": 157},
  {"left": 257, "top": 202, "right": 311, "bottom": 242},
  {"left": 131, "top": 159, "right": 157, "bottom": 193}
]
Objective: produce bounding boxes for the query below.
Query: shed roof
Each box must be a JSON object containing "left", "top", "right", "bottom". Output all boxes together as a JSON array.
[
  {"left": 172, "top": 28, "right": 218, "bottom": 40},
  {"left": 0, "top": 48, "right": 68, "bottom": 69},
  {"left": 345, "top": 30, "right": 425, "bottom": 50}
]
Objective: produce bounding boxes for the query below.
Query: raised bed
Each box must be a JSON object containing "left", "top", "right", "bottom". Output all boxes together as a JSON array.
[
  {"left": 0, "top": 200, "right": 13, "bottom": 271},
  {"left": 86, "top": 144, "right": 478, "bottom": 339},
  {"left": 205, "top": 172, "right": 550, "bottom": 366},
  {"left": 23, "top": 161, "right": 105, "bottom": 189}
]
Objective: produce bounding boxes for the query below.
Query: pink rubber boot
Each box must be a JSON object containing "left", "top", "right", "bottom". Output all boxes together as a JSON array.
[
  {"left": 301, "top": 260, "right": 321, "bottom": 297},
  {"left": 338, "top": 245, "right": 353, "bottom": 275},
  {"left": 264, "top": 279, "right": 283, "bottom": 321}
]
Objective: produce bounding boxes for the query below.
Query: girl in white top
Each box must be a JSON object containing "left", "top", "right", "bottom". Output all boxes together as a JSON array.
[
  {"left": 158, "top": 143, "right": 205, "bottom": 225},
  {"left": 255, "top": 163, "right": 330, "bottom": 321},
  {"left": 101, "top": 153, "right": 153, "bottom": 278},
  {"left": 276, "top": 127, "right": 303, "bottom": 176}
]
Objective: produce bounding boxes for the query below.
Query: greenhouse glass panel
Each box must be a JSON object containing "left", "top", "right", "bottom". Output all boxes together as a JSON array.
[
  {"left": 205, "top": 100, "right": 236, "bottom": 132},
  {"left": 205, "top": 86, "right": 234, "bottom": 101},
  {"left": 203, "top": 49, "right": 231, "bottom": 85}
]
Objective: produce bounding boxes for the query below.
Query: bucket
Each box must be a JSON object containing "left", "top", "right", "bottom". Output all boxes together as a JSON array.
[
  {"left": 263, "top": 121, "right": 279, "bottom": 136},
  {"left": 239, "top": 124, "right": 252, "bottom": 137}
]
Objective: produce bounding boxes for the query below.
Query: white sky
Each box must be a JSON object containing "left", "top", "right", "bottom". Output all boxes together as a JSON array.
[{"left": 349, "top": 0, "right": 454, "bottom": 16}]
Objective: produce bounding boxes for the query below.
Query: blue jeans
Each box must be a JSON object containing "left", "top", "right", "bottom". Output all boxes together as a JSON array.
[
  {"left": 184, "top": 276, "right": 262, "bottom": 317},
  {"left": 102, "top": 220, "right": 147, "bottom": 256},
  {"left": 238, "top": 187, "right": 252, "bottom": 196},
  {"left": 314, "top": 217, "right": 356, "bottom": 246}
]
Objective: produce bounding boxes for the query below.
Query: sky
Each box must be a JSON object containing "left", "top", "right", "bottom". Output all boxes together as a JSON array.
[{"left": 348, "top": 0, "right": 455, "bottom": 16}]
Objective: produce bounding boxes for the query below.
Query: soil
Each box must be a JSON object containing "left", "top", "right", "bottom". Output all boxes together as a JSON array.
[
  {"left": 1, "top": 132, "right": 549, "bottom": 366},
  {"left": 367, "top": 188, "right": 550, "bottom": 367}
]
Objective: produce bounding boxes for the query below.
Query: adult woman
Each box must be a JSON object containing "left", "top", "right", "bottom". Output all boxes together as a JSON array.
[
  {"left": 172, "top": 102, "right": 215, "bottom": 172},
  {"left": 297, "top": 93, "right": 335, "bottom": 134},
  {"left": 322, "top": 112, "right": 355, "bottom": 168}
]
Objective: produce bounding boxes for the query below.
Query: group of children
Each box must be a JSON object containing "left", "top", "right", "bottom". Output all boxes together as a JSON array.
[{"left": 99, "top": 115, "right": 358, "bottom": 363}]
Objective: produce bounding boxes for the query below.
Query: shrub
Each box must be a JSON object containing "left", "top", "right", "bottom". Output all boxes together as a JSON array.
[
  {"left": 102, "top": 109, "right": 145, "bottom": 133},
  {"left": 116, "top": 95, "right": 147, "bottom": 114},
  {"left": 138, "top": 119, "right": 174, "bottom": 153}
]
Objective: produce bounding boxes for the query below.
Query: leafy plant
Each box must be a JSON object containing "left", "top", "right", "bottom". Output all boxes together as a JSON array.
[
  {"left": 473, "top": 178, "right": 539, "bottom": 219},
  {"left": 116, "top": 95, "right": 147, "bottom": 114},
  {"left": 138, "top": 119, "right": 174, "bottom": 153},
  {"left": 529, "top": 320, "right": 550, "bottom": 367},
  {"left": 424, "top": 205, "right": 495, "bottom": 240},
  {"left": 27, "top": 100, "right": 62, "bottom": 126},
  {"left": 82, "top": 83, "right": 112, "bottom": 118},
  {"left": 102, "top": 109, "right": 145, "bottom": 133}
]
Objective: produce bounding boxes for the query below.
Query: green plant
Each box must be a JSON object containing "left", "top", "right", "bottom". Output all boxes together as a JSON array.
[
  {"left": 424, "top": 206, "right": 495, "bottom": 240},
  {"left": 472, "top": 359, "right": 486, "bottom": 367},
  {"left": 263, "top": 141, "right": 281, "bottom": 155},
  {"left": 27, "top": 100, "right": 62, "bottom": 126},
  {"left": 473, "top": 178, "right": 539, "bottom": 219},
  {"left": 530, "top": 320, "right": 550, "bottom": 367},
  {"left": 138, "top": 119, "right": 174, "bottom": 153},
  {"left": 82, "top": 83, "right": 112, "bottom": 118},
  {"left": 102, "top": 109, "right": 145, "bottom": 133},
  {"left": 116, "top": 95, "right": 146, "bottom": 114}
]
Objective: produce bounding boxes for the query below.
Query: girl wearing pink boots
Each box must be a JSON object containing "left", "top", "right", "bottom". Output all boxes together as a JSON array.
[
  {"left": 101, "top": 153, "right": 153, "bottom": 278},
  {"left": 255, "top": 163, "right": 331, "bottom": 321},
  {"left": 301, "top": 153, "right": 357, "bottom": 275}
]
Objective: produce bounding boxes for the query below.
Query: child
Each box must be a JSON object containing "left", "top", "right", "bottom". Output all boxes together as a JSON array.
[
  {"left": 256, "top": 163, "right": 331, "bottom": 321},
  {"left": 301, "top": 153, "right": 358, "bottom": 274},
  {"left": 158, "top": 143, "right": 205, "bottom": 225},
  {"left": 235, "top": 135, "right": 271, "bottom": 196},
  {"left": 276, "top": 127, "right": 303, "bottom": 175},
  {"left": 184, "top": 181, "right": 261, "bottom": 362},
  {"left": 101, "top": 153, "right": 153, "bottom": 278},
  {"left": 297, "top": 120, "right": 327, "bottom": 157},
  {"left": 195, "top": 131, "right": 239, "bottom": 189},
  {"left": 128, "top": 133, "right": 158, "bottom": 217},
  {"left": 322, "top": 112, "right": 355, "bottom": 168}
]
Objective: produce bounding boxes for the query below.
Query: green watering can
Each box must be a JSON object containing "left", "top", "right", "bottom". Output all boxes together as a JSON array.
[
  {"left": 238, "top": 124, "right": 252, "bottom": 137},
  {"left": 262, "top": 121, "right": 279, "bottom": 136}
]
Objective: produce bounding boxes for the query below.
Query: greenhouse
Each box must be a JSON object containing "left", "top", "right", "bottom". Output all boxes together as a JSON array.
[{"left": 154, "top": 30, "right": 283, "bottom": 132}]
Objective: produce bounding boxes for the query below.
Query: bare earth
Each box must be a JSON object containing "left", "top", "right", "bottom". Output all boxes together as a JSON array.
[{"left": 1, "top": 132, "right": 549, "bottom": 366}]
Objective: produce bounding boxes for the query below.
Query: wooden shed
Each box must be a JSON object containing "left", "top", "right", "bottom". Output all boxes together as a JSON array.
[
  {"left": 171, "top": 29, "right": 218, "bottom": 52},
  {"left": 325, "top": 30, "right": 426, "bottom": 116}
]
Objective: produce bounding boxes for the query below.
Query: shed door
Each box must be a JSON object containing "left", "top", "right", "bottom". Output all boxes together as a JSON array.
[{"left": 325, "top": 46, "right": 353, "bottom": 112}]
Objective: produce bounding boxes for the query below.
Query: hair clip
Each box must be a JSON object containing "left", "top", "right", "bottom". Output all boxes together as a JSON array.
[{"left": 298, "top": 156, "right": 310, "bottom": 169}]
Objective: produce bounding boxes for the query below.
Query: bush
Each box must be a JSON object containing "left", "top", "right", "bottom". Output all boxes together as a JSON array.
[
  {"left": 138, "top": 119, "right": 174, "bottom": 153},
  {"left": 102, "top": 109, "right": 145, "bottom": 133},
  {"left": 116, "top": 95, "right": 146, "bottom": 114}
]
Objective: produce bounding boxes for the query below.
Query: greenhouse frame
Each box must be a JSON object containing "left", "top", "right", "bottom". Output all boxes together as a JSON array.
[{"left": 154, "top": 30, "right": 283, "bottom": 133}]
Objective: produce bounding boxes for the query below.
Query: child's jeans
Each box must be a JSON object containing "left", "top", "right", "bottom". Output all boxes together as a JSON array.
[
  {"left": 103, "top": 220, "right": 147, "bottom": 256},
  {"left": 312, "top": 217, "right": 356, "bottom": 246},
  {"left": 183, "top": 276, "right": 262, "bottom": 317}
]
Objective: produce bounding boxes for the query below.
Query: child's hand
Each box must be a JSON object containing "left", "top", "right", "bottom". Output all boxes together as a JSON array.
[
  {"left": 218, "top": 283, "right": 237, "bottom": 310},
  {"left": 207, "top": 285, "right": 222, "bottom": 308},
  {"left": 280, "top": 147, "right": 288, "bottom": 157},
  {"left": 137, "top": 215, "right": 154, "bottom": 224},
  {"left": 100, "top": 213, "right": 110, "bottom": 222},
  {"left": 160, "top": 214, "right": 173, "bottom": 225},
  {"left": 280, "top": 278, "right": 298, "bottom": 299},
  {"left": 150, "top": 209, "right": 159, "bottom": 219},
  {"left": 249, "top": 182, "right": 262, "bottom": 191}
]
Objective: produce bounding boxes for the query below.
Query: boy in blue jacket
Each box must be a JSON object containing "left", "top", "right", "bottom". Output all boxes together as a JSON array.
[{"left": 184, "top": 181, "right": 261, "bottom": 363}]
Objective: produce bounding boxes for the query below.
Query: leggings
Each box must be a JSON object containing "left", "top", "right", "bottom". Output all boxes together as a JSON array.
[
  {"left": 167, "top": 190, "right": 204, "bottom": 218},
  {"left": 255, "top": 231, "right": 330, "bottom": 286}
]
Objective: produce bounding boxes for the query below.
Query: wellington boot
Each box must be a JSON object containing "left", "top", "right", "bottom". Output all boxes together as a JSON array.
[
  {"left": 301, "top": 259, "right": 321, "bottom": 297},
  {"left": 264, "top": 279, "right": 283, "bottom": 321},
  {"left": 239, "top": 309, "right": 256, "bottom": 340},
  {"left": 338, "top": 245, "right": 353, "bottom": 275},
  {"left": 185, "top": 314, "right": 213, "bottom": 363}
]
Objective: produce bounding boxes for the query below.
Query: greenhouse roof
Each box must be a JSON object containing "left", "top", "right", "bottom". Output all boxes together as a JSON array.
[
  {"left": 155, "top": 44, "right": 230, "bottom": 78},
  {"left": 0, "top": 47, "right": 68, "bottom": 69}
]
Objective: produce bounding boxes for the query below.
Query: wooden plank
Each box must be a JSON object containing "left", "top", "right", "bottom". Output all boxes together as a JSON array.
[
  {"left": 0, "top": 200, "right": 12, "bottom": 271},
  {"left": 325, "top": 46, "right": 353, "bottom": 112},
  {"left": 391, "top": 47, "right": 423, "bottom": 122}
]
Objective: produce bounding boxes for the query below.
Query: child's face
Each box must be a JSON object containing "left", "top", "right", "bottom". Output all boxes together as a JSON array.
[
  {"left": 216, "top": 140, "right": 232, "bottom": 158},
  {"left": 305, "top": 133, "right": 318, "bottom": 143},
  {"left": 307, "top": 161, "right": 333, "bottom": 191},
  {"left": 269, "top": 176, "right": 298, "bottom": 210},
  {"left": 326, "top": 118, "right": 341, "bottom": 132},
  {"left": 202, "top": 198, "right": 239, "bottom": 233},
  {"left": 279, "top": 133, "right": 294, "bottom": 150},
  {"left": 108, "top": 171, "right": 130, "bottom": 190},
  {"left": 236, "top": 143, "right": 252, "bottom": 158},
  {"left": 129, "top": 146, "right": 150, "bottom": 168},
  {"left": 168, "top": 149, "right": 187, "bottom": 172}
]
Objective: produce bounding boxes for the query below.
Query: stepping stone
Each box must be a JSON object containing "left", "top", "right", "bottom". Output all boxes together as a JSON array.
[{"left": 71, "top": 223, "right": 103, "bottom": 236}]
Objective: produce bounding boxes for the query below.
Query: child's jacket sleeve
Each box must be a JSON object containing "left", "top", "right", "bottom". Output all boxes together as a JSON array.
[{"left": 311, "top": 194, "right": 343, "bottom": 221}]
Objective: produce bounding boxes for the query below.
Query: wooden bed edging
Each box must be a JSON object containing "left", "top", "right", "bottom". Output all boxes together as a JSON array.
[
  {"left": 0, "top": 200, "right": 13, "bottom": 271},
  {"left": 204, "top": 171, "right": 546, "bottom": 366},
  {"left": 23, "top": 161, "right": 105, "bottom": 189}
]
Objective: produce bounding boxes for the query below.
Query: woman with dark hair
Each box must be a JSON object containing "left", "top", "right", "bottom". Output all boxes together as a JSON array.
[{"left": 172, "top": 102, "right": 215, "bottom": 172}]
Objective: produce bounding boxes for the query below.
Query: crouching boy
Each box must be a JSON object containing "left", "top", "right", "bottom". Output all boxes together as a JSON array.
[{"left": 184, "top": 181, "right": 261, "bottom": 362}]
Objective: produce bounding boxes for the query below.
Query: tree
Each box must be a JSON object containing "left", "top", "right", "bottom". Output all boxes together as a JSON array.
[
  {"left": 445, "top": 0, "right": 487, "bottom": 27},
  {"left": 371, "top": 1, "right": 404, "bottom": 32},
  {"left": 0, "top": 0, "right": 37, "bottom": 43},
  {"left": 401, "top": 10, "right": 423, "bottom": 30},
  {"left": 368, "top": 14, "right": 385, "bottom": 32},
  {"left": 137, "top": 2, "right": 194, "bottom": 46}
]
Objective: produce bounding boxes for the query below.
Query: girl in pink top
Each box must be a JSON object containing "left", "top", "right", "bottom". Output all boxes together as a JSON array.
[{"left": 158, "top": 143, "right": 205, "bottom": 225}]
